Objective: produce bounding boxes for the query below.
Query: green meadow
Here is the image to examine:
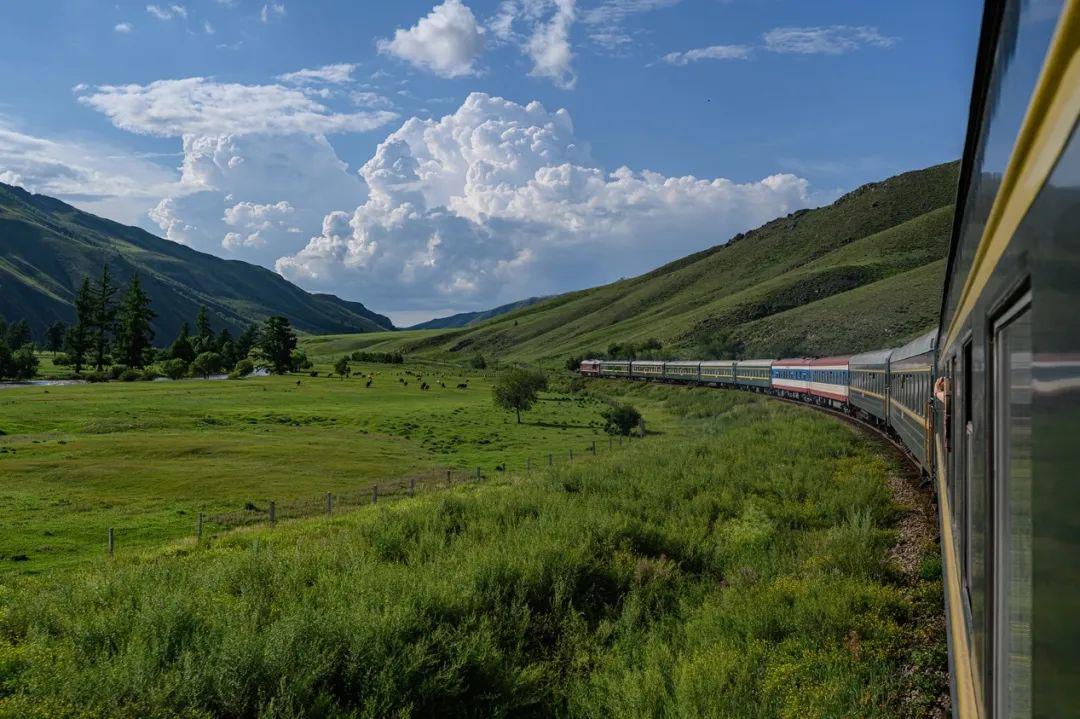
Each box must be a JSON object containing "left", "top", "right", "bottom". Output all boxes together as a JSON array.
[
  {"left": 0, "top": 383, "right": 946, "bottom": 718},
  {"left": 0, "top": 364, "right": 625, "bottom": 574}
]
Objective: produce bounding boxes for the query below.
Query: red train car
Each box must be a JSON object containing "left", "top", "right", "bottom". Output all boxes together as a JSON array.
[{"left": 579, "top": 359, "right": 601, "bottom": 377}]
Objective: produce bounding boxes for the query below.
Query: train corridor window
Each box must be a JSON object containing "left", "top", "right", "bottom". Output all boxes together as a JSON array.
[{"left": 992, "top": 296, "right": 1032, "bottom": 718}]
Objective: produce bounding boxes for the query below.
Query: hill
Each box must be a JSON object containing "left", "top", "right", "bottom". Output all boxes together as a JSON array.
[
  {"left": 408, "top": 296, "right": 548, "bottom": 330},
  {"left": 391, "top": 161, "right": 958, "bottom": 361},
  {"left": 0, "top": 183, "right": 394, "bottom": 339}
]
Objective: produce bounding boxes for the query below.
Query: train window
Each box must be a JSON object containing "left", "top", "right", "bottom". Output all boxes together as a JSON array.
[{"left": 992, "top": 295, "right": 1032, "bottom": 718}]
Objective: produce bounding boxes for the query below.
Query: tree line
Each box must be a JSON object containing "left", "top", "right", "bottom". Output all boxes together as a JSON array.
[{"left": 0, "top": 264, "right": 308, "bottom": 381}]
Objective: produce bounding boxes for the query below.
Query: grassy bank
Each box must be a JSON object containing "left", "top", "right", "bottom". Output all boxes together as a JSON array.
[
  {"left": 0, "top": 365, "right": 624, "bottom": 574},
  {"left": 0, "top": 387, "right": 946, "bottom": 717}
]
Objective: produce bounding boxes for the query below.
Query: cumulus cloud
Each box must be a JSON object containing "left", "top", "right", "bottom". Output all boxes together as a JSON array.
[
  {"left": 277, "top": 93, "right": 813, "bottom": 312},
  {"left": 114, "top": 21, "right": 134, "bottom": 33},
  {"left": 277, "top": 63, "right": 358, "bottom": 85},
  {"left": 76, "top": 78, "right": 397, "bottom": 137},
  {"left": 661, "top": 44, "right": 751, "bottom": 65},
  {"left": 377, "top": 0, "right": 484, "bottom": 78},
  {"left": 763, "top": 26, "right": 897, "bottom": 55},
  {"left": 489, "top": 0, "right": 578, "bottom": 87},
  {"left": 145, "top": 132, "right": 365, "bottom": 265}
]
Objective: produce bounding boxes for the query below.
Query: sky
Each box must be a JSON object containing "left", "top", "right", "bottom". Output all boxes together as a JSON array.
[{"left": 0, "top": 0, "right": 982, "bottom": 326}]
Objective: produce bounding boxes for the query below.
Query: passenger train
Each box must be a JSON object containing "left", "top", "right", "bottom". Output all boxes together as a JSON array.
[{"left": 583, "top": 1, "right": 1079, "bottom": 715}]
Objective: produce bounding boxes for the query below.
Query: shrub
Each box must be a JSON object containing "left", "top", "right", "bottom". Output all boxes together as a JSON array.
[
  {"left": 51, "top": 353, "right": 73, "bottom": 366},
  {"left": 108, "top": 365, "right": 126, "bottom": 380},
  {"left": 601, "top": 402, "right": 643, "bottom": 436},
  {"left": 160, "top": 358, "right": 188, "bottom": 380},
  {"left": 140, "top": 368, "right": 160, "bottom": 381},
  {"left": 228, "top": 359, "right": 254, "bottom": 380},
  {"left": 469, "top": 354, "right": 488, "bottom": 370},
  {"left": 191, "top": 352, "right": 223, "bottom": 380},
  {"left": 82, "top": 371, "right": 109, "bottom": 383},
  {"left": 120, "top": 369, "right": 140, "bottom": 382}
]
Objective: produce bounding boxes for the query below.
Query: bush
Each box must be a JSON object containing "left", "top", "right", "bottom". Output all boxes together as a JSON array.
[
  {"left": 160, "top": 358, "right": 188, "bottom": 380},
  {"left": 469, "top": 354, "right": 487, "bottom": 370},
  {"left": 601, "top": 402, "right": 643, "bottom": 436},
  {"left": 120, "top": 369, "right": 140, "bottom": 382},
  {"left": 82, "top": 371, "right": 109, "bottom": 383},
  {"left": 349, "top": 351, "right": 403, "bottom": 364},
  {"left": 108, "top": 365, "right": 126, "bottom": 380},
  {"left": 51, "top": 353, "right": 73, "bottom": 366},
  {"left": 140, "top": 368, "right": 160, "bottom": 381},
  {"left": 191, "top": 352, "right": 223, "bottom": 379},
  {"left": 228, "top": 359, "right": 254, "bottom": 380}
]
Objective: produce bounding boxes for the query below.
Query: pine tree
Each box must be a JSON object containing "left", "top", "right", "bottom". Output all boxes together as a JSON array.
[
  {"left": 216, "top": 328, "right": 235, "bottom": 367},
  {"left": 91, "top": 264, "right": 119, "bottom": 370},
  {"left": 45, "top": 321, "right": 67, "bottom": 352},
  {"left": 169, "top": 322, "right": 195, "bottom": 364},
  {"left": 65, "top": 278, "right": 94, "bottom": 374},
  {"left": 5, "top": 319, "right": 32, "bottom": 349},
  {"left": 116, "top": 274, "right": 156, "bottom": 367},
  {"left": 195, "top": 306, "right": 213, "bottom": 352},
  {"left": 236, "top": 323, "right": 259, "bottom": 361},
  {"left": 259, "top": 316, "right": 297, "bottom": 374}
]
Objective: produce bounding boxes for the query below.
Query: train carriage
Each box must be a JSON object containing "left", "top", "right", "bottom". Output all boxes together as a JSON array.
[
  {"left": 933, "top": 2, "right": 1080, "bottom": 716},
  {"left": 771, "top": 358, "right": 812, "bottom": 398},
  {"left": 663, "top": 361, "right": 701, "bottom": 382},
  {"left": 599, "top": 360, "right": 629, "bottom": 377},
  {"left": 808, "top": 356, "right": 850, "bottom": 409},
  {"left": 630, "top": 360, "right": 664, "bottom": 380},
  {"left": 888, "top": 330, "right": 936, "bottom": 473},
  {"left": 733, "top": 359, "right": 772, "bottom": 389},
  {"left": 849, "top": 348, "right": 893, "bottom": 425},
  {"left": 700, "top": 360, "right": 736, "bottom": 385}
]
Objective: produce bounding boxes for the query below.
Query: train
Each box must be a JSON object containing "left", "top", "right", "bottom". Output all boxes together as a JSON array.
[{"left": 583, "top": 1, "right": 1080, "bottom": 716}]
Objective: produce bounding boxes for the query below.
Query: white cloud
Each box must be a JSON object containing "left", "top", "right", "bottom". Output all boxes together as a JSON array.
[
  {"left": 277, "top": 63, "right": 358, "bottom": 85},
  {"left": 581, "top": 0, "right": 680, "bottom": 49},
  {"left": 76, "top": 78, "right": 397, "bottom": 137},
  {"left": 488, "top": 0, "right": 577, "bottom": 87},
  {"left": 146, "top": 4, "right": 186, "bottom": 20},
  {"left": 203, "top": 20, "right": 215, "bottom": 35},
  {"left": 0, "top": 122, "right": 179, "bottom": 225},
  {"left": 661, "top": 44, "right": 751, "bottom": 65},
  {"left": 114, "top": 21, "right": 134, "bottom": 33},
  {"left": 524, "top": 0, "right": 576, "bottom": 88},
  {"left": 377, "top": 0, "right": 484, "bottom": 78},
  {"left": 276, "top": 93, "right": 814, "bottom": 311},
  {"left": 261, "top": 2, "right": 285, "bottom": 23},
  {"left": 763, "top": 26, "right": 897, "bottom": 55}
]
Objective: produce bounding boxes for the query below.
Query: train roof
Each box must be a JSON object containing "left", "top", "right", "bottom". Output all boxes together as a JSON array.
[
  {"left": 666, "top": 360, "right": 701, "bottom": 366},
  {"left": 849, "top": 347, "right": 894, "bottom": 367},
  {"left": 736, "top": 358, "right": 774, "bottom": 367},
  {"left": 810, "top": 356, "right": 850, "bottom": 366},
  {"left": 699, "top": 359, "right": 735, "bottom": 366},
  {"left": 773, "top": 358, "right": 813, "bottom": 366},
  {"left": 892, "top": 328, "right": 938, "bottom": 362},
  {"left": 631, "top": 359, "right": 664, "bottom": 365}
]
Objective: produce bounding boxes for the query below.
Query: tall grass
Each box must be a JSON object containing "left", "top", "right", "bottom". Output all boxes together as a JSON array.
[{"left": 0, "top": 391, "right": 944, "bottom": 717}]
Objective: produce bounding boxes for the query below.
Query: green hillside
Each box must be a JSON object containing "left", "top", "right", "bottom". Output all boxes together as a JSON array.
[
  {"left": 389, "top": 161, "right": 958, "bottom": 361},
  {"left": 0, "top": 183, "right": 394, "bottom": 339},
  {"left": 409, "top": 296, "right": 548, "bottom": 330}
]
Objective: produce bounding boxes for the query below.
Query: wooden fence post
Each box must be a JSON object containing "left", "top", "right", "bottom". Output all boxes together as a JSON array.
[
  {"left": 197, "top": 512, "right": 204, "bottom": 541},
  {"left": 446, "top": 469, "right": 452, "bottom": 487},
  {"left": 372, "top": 485, "right": 379, "bottom": 504},
  {"left": 476, "top": 466, "right": 481, "bottom": 481},
  {"left": 409, "top": 477, "right": 415, "bottom": 496},
  {"left": 548, "top": 453, "right": 553, "bottom": 467},
  {"left": 108, "top": 527, "right": 114, "bottom": 557},
  {"left": 591, "top": 440, "right": 596, "bottom": 455},
  {"left": 326, "top": 492, "right": 333, "bottom": 515},
  {"left": 269, "top": 501, "right": 276, "bottom": 527}
]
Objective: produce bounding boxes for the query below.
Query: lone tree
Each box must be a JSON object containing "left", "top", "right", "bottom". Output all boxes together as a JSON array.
[
  {"left": 601, "top": 402, "right": 643, "bottom": 436},
  {"left": 116, "top": 274, "right": 156, "bottom": 367},
  {"left": 191, "top": 351, "right": 223, "bottom": 379},
  {"left": 260, "top": 315, "right": 298, "bottom": 374},
  {"left": 492, "top": 367, "right": 547, "bottom": 423},
  {"left": 333, "top": 355, "right": 351, "bottom": 380}
]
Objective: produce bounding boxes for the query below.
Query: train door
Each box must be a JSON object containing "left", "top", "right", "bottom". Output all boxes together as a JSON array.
[{"left": 991, "top": 292, "right": 1032, "bottom": 718}]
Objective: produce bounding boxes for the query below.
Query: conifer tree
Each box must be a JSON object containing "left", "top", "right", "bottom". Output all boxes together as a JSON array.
[
  {"left": 65, "top": 278, "right": 94, "bottom": 374},
  {"left": 116, "top": 274, "right": 156, "bottom": 367},
  {"left": 91, "top": 264, "right": 118, "bottom": 370}
]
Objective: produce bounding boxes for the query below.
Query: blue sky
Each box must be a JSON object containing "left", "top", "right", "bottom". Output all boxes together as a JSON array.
[{"left": 0, "top": 0, "right": 982, "bottom": 324}]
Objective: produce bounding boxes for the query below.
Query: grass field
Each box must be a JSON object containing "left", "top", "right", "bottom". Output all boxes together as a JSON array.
[
  {"left": 0, "top": 364, "right": 630, "bottom": 574},
  {"left": 0, "top": 383, "right": 947, "bottom": 718}
]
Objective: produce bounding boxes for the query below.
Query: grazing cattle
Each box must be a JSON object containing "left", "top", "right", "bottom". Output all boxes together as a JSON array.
[
  {"left": 295, "top": 380, "right": 301, "bottom": 386},
  {"left": 457, "top": 383, "right": 468, "bottom": 389},
  {"left": 365, "top": 379, "right": 373, "bottom": 388}
]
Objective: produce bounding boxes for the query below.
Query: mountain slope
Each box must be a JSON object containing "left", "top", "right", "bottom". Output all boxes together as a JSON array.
[
  {"left": 0, "top": 183, "right": 393, "bottom": 339},
  {"left": 408, "top": 297, "right": 548, "bottom": 330},
  {"left": 397, "top": 161, "right": 958, "bottom": 361}
]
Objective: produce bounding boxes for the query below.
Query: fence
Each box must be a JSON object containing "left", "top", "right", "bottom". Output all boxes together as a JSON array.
[{"left": 102, "top": 433, "right": 644, "bottom": 557}]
